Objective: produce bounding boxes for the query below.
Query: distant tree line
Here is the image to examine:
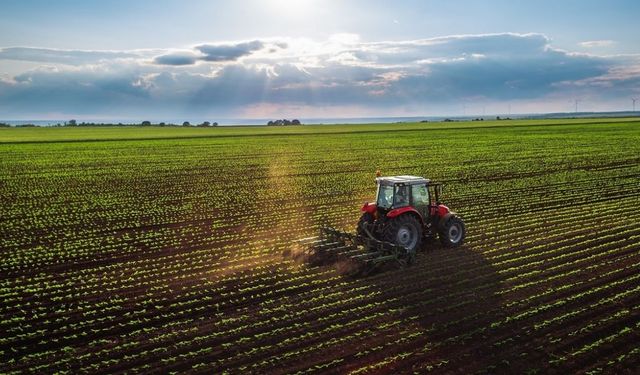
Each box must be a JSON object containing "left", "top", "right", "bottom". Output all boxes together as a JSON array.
[
  {"left": 58, "top": 119, "right": 220, "bottom": 127},
  {"left": 267, "top": 119, "right": 302, "bottom": 126}
]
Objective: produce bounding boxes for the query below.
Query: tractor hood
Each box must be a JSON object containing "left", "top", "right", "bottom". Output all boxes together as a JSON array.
[{"left": 361, "top": 202, "right": 377, "bottom": 215}]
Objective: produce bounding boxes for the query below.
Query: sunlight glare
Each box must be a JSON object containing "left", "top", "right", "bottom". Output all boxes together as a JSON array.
[{"left": 267, "top": 0, "right": 317, "bottom": 17}]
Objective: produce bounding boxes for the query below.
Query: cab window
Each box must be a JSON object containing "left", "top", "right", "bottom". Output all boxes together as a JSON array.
[
  {"left": 394, "top": 185, "right": 409, "bottom": 207},
  {"left": 412, "top": 184, "right": 429, "bottom": 206},
  {"left": 376, "top": 185, "right": 394, "bottom": 209}
]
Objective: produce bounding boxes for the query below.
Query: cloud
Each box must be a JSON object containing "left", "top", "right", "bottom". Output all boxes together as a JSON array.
[
  {"left": 153, "top": 52, "right": 199, "bottom": 66},
  {"left": 196, "top": 40, "right": 265, "bottom": 62},
  {"left": 579, "top": 40, "right": 616, "bottom": 48},
  {"left": 0, "top": 33, "right": 638, "bottom": 118},
  {"left": 0, "top": 47, "right": 145, "bottom": 65},
  {"left": 0, "top": 66, "right": 151, "bottom": 117},
  {"left": 151, "top": 40, "right": 286, "bottom": 66}
]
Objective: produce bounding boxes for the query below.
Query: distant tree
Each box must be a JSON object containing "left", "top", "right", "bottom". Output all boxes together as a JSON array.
[
  {"left": 198, "top": 121, "right": 211, "bottom": 127},
  {"left": 268, "top": 119, "right": 302, "bottom": 126},
  {"left": 212, "top": 122, "right": 219, "bottom": 127},
  {"left": 159, "top": 122, "right": 166, "bottom": 127},
  {"left": 496, "top": 116, "right": 501, "bottom": 120},
  {"left": 0, "top": 122, "right": 10, "bottom": 127},
  {"left": 141, "top": 120, "right": 151, "bottom": 126},
  {"left": 183, "top": 121, "right": 191, "bottom": 127},
  {"left": 67, "top": 119, "right": 77, "bottom": 126}
]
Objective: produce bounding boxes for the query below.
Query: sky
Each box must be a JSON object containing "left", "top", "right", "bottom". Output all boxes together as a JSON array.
[{"left": 0, "top": 0, "right": 639, "bottom": 121}]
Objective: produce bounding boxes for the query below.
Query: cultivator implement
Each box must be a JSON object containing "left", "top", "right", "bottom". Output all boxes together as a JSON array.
[{"left": 295, "top": 226, "right": 415, "bottom": 276}]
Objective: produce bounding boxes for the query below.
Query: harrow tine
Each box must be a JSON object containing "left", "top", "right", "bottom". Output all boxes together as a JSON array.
[
  {"left": 338, "top": 248, "right": 367, "bottom": 257},
  {"left": 310, "top": 241, "right": 344, "bottom": 251},
  {"left": 321, "top": 245, "right": 358, "bottom": 254},
  {"left": 350, "top": 251, "right": 383, "bottom": 260}
]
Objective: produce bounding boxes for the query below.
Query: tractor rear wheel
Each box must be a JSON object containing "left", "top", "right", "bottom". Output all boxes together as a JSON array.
[
  {"left": 384, "top": 214, "right": 422, "bottom": 253},
  {"left": 439, "top": 214, "right": 466, "bottom": 247}
]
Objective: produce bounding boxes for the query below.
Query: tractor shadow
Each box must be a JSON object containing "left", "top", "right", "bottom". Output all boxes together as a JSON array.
[
  {"left": 347, "top": 242, "right": 503, "bottom": 372},
  {"left": 342, "top": 238, "right": 502, "bottom": 341},
  {"left": 289, "top": 236, "right": 501, "bottom": 331},
  {"left": 387, "top": 241, "right": 501, "bottom": 328}
]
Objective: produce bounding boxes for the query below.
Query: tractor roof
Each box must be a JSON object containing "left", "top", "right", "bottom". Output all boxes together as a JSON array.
[{"left": 376, "top": 175, "right": 430, "bottom": 185}]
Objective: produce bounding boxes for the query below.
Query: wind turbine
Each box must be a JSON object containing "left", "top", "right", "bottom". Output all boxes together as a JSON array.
[
  {"left": 574, "top": 99, "right": 580, "bottom": 113},
  {"left": 633, "top": 98, "right": 638, "bottom": 112}
]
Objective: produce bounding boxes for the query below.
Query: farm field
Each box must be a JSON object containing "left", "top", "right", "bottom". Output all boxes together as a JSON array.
[{"left": 1, "top": 118, "right": 639, "bottom": 374}]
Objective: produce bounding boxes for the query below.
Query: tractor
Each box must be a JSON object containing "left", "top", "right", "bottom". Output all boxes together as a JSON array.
[{"left": 297, "top": 174, "right": 466, "bottom": 275}]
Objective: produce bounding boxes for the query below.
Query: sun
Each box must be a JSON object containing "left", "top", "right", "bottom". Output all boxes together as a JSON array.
[{"left": 266, "top": 0, "right": 317, "bottom": 17}]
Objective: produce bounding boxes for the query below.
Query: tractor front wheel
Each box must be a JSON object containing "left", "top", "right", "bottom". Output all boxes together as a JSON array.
[
  {"left": 384, "top": 214, "right": 422, "bottom": 253},
  {"left": 439, "top": 215, "right": 466, "bottom": 247}
]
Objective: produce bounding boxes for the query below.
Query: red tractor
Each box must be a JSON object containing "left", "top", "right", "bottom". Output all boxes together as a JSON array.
[
  {"left": 298, "top": 175, "right": 466, "bottom": 274},
  {"left": 358, "top": 175, "right": 465, "bottom": 252}
]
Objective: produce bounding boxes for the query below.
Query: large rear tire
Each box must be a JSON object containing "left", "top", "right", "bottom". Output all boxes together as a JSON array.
[
  {"left": 384, "top": 214, "right": 422, "bottom": 253},
  {"left": 439, "top": 214, "right": 466, "bottom": 247}
]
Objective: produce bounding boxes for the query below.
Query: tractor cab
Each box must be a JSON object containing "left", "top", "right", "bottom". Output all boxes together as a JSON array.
[
  {"left": 373, "top": 175, "right": 445, "bottom": 218},
  {"left": 375, "top": 175, "right": 430, "bottom": 210}
]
